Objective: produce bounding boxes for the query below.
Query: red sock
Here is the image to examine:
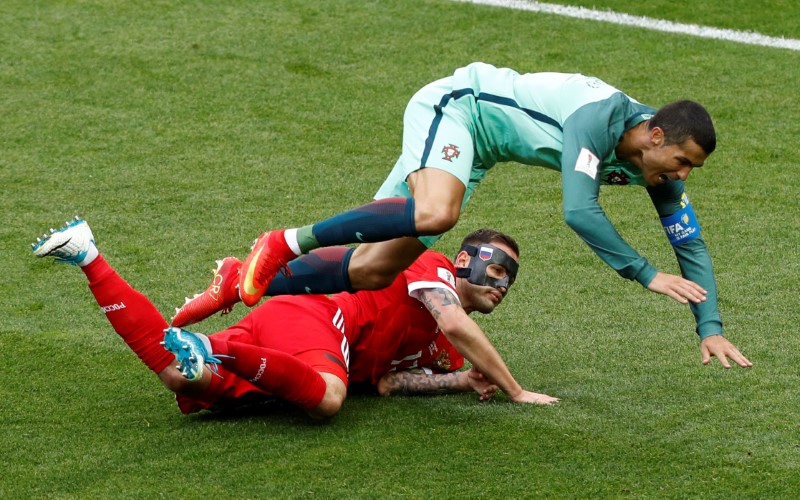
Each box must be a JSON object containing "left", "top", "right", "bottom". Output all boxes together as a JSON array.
[
  {"left": 82, "top": 256, "right": 174, "bottom": 374},
  {"left": 209, "top": 338, "right": 326, "bottom": 411}
]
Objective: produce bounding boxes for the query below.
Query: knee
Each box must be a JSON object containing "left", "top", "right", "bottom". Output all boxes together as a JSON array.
[
  {"left": 413, "top": 204, "right": 459, "bottom": 235},
  {"left": 307, "top": 374, "right": 347, "bottom": 420},
  {"left": 307, "top": 394, "right": 345, "bottom": 420},
  {"left": 159, "top": 366, "right": 194, "bottom": 394}
]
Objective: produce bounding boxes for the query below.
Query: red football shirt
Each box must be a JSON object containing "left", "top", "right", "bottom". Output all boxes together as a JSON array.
[
  {"left": 334, "top": 251, "right": 465, "bottom": 384},
  {"left": 176, "top": 251, "right": 466, "bottom": 413}
]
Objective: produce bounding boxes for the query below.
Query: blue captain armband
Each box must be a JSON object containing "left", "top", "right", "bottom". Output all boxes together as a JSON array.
[{"left": 660, "top": 202, "right": 701, "bottom": 246}]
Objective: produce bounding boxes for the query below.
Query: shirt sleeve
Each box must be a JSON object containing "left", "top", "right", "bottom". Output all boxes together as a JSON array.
[
  {"left": 646, "top": 179, "right": 724, "bottom": 338},
  {"left": 405, "top": 252, "right": 461, "bottom": 304},
  {"left": 560, "top": 96, "right": 658, "bottom": 286}
]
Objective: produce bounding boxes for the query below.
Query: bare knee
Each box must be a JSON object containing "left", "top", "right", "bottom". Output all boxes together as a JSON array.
[
  {"left": 307, "top": 373, "right": 347, "bottom": 420},
  {"left": 413, "top": 203, "right": 459, "bottom": 235},
  {"left": 406, "top": 168, "right": 465, "bottom": 235},
  {"left": 159, "top": 364, "right": 202, "bottom": 395}
]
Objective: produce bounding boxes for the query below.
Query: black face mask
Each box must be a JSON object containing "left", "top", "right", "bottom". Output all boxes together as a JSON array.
[{"left": 455, "top": 244, "right": 519, "bottom": 289}]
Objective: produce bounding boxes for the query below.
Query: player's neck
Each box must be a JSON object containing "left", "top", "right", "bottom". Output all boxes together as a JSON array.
[
  {"left": 615, "top": 121, "right": 648, "bottom": 165},
  {"left": 456, "top": 283, "right": 475, "bottom": 314}
]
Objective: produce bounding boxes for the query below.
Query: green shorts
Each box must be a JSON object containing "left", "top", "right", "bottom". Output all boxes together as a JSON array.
[{"left": 374, "top": 77, "right": 483, "bottom": 248}]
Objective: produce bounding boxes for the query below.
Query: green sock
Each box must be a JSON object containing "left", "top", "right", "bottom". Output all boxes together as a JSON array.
[
  {"left": 293, "top": 197, "right": 417, "bottom": 253},
  {"left": 295, "top": 225, "right": 320, "bottom": 254}
]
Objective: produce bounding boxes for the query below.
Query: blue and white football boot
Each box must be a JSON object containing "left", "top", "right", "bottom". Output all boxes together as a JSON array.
[
  {"left": 31, "top": 216, "right": 97, "bottom": 266},
  {"left": 162, "top": 327, "right": 229, "bottom": 381}
]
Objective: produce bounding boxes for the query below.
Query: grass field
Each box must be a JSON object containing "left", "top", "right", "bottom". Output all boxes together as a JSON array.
[{"left": 2, "top": 0, "right": 799, "bottom": 497}]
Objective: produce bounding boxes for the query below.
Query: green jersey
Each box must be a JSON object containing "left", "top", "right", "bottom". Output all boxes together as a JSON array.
[{"left": 377, "top": 62, "right": 722, "bottom": 338}]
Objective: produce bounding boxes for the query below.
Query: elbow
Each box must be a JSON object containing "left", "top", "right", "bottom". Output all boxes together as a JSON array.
[
  {"left": 438, "top": 314, "right": 475, "bottom": 349},
  {"left": 563, "top": 206, "right": 589, "bottom": 234},
  {"left": 437, "top": 314, "right": 467, "bottom": 340},
  {"left": 376, "top": 376, "right": 392, "bottom": 397}
]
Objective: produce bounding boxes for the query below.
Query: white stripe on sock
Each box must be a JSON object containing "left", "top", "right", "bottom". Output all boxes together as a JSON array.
[{"left": 283, "top": 228, "right": 303, "bottom": 256}]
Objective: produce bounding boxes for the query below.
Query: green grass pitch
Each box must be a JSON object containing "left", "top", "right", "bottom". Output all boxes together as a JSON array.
[{"left": 2, "top": 0, "right": 799, "bottom": 497}]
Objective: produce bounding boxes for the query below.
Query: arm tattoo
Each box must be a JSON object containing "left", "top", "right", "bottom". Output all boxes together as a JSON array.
[
  {"left": 381, "top": 369, "right": 466, "bottom": 396},
  {"left": 419, "top": 288, "right": 458, "bottom": 321}
]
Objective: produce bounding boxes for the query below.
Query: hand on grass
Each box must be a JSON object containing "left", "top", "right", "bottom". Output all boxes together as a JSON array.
[
  {"left": 509, "top": 390, "right": 560, "bottom": 405},
  {"left": 647, "top": 272, "right": 708, "bottom": 304},
  {"left": 466, "top": 368, "right": 498, "bottom": 401},
  {"left": 701, "top": 334, "right": 753, "bottom": 368}
]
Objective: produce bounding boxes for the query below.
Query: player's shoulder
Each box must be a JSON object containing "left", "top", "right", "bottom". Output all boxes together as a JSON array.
[
  {"left": 404, "top": 250, "right": 459, "bottom": 294},
  {"left": 564, "top": 91, "right": 655, "bottom": 146},
  {"left": 569, "top": 88, "right": 650, "bottom": 118}
]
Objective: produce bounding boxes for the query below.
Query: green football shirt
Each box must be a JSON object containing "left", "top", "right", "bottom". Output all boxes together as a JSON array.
[{"left": 377, "top": 62, "right": 722, "bottom": 338}]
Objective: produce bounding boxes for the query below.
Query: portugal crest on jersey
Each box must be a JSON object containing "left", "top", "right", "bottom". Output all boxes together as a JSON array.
[
  {"left": 441, "top": 144, "right": 460, "bottom": 162},
  {"left": 605, "top": 170, "right": 630, "bottom": 185}
]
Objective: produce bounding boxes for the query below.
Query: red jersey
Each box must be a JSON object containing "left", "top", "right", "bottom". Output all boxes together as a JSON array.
[
  {"left": 176, "top": 251, "right": 465, "bottom": 413},
  {"left": 334, "top": 251, "right": 465, "bottom": 384}
]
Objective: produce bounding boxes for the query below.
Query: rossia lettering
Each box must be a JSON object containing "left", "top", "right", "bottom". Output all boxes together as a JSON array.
[
  {"left": 100, "top": 302, "right": 126, "bottom": 313},
  {"left": 250, "top": 357, "right": 268, "bottom": 383}
]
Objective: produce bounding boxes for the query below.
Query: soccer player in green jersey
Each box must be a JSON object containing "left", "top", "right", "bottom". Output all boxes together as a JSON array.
[{"left": 176, "top": 62, "right": 751, "bottom": 369}]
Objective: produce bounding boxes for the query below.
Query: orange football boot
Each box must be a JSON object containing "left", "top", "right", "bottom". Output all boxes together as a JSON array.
[
  {"left": 238, "top": 230, "right": 296, "bottom": 306},
  {"left": 172, "top": 257, "right": 242, "bottom": 327}
]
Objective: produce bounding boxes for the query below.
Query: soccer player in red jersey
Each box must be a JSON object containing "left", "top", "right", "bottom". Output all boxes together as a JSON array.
[{"left": 32, "top": 218, "right": 557, "bottom": 419}]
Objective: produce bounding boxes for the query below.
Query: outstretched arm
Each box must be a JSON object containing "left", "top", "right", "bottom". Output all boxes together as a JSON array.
[
  {"left": 560, "top": 99, "right": 660, "bottom": 286},
  {"left": 415, "top": 287, "right": 558, "bottom": 405},
  {"left": 647, "top": 181, "right": 752, "bottom": 368}
]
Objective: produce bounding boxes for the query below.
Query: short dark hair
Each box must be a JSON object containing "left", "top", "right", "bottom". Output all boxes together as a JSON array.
[
  {"left": 649, "top": 100, "right": 716, "bottom": 155},
  {"left": 458, "top": 228, "right": 520, "bottom": 258}
]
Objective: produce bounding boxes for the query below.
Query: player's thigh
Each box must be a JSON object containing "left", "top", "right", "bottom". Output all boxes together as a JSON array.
[
  {"left": 406, "top": 167, "right": 466, "bottom": 235},
  {"left": 239, "top": 298, "right": 348, "bottom": 378}
]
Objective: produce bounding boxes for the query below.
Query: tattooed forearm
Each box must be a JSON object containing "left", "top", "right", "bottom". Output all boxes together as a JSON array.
[{"left": 380, "top": 370, "right": 466, "bottom": 396}]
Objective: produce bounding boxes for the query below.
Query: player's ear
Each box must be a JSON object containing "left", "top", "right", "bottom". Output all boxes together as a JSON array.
[
  {"left": 455, "top": 250, "right": 471, "bottom": 268},
  {"left": 650, "top": 126, "right": 665, "bottom": 146}
]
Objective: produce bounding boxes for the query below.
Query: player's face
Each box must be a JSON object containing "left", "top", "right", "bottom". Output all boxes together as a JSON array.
[
  {"left": 462, "top": 242, "right": 519, "bottom": 314},
  {"left": 640, "top": 136, "right": 708, "bottom": 187}
]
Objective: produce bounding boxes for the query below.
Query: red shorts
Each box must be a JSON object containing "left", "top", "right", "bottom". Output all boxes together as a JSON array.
[{"left": 176, "top": 295, "right": 350, "bottom": 414}]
